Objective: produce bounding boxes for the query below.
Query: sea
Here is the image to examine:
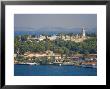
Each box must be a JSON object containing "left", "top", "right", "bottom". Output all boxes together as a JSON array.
[
  {"left": 14, "top": 31, "right": 61, "bottom": 36},
  {"left": 14, "top": 27, "right": 97, "bottom": 36},
  {"left": 14, "top": 64, "right": 97, "bottom": 76}
]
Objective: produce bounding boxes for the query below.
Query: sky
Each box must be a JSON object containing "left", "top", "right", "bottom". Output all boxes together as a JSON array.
[{"left": 14, "top": 14, "right": 97, "bottom": 31}]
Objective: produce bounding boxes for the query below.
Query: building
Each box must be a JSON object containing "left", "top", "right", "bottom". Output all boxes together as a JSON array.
[
  {"left": 25, "top": 27, "right": 88, "bottom": 43},
  {"left": 24, "top": 50, "right": 62, "bottom": 60},
  {"left": 38, "top": 35, "right": 46, "bottom": 41},
  {"left": 82, "top": 27, "right": 86, "bottom": 37},
  {"left": 48, "top": 35, "right": 58, "bottom": 41},
  {"left": 14, "top": 54, "right": 17, "bottom": 58}
]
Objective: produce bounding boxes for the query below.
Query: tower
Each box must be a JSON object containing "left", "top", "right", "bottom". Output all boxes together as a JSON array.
[{"left": 82, "top": 27, "right": 86, "bottom": 37}]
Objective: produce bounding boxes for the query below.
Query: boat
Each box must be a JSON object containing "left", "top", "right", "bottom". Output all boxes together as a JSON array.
[
  {"left": 59, "top": 64, "right": 62, "bottom": 66},
  {"left": 48, "top": 62, "right": 53, "bottom": 65},
  {"left": 62, "top": 62, "right": 74, "bottom": 66},
  {"left": 26, "top": 63, "right": 38, "bottom": 65},
  {"left": 53, "top": 62, "right": 62, "bottom": 66},
  {"left": 92, "top": 64, "right": 97, "bottom": 68}
]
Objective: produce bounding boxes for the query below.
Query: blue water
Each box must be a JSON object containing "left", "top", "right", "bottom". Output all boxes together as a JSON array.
[
  {"left": 14, "top": 31, "right": 61, "bottom": 36},
  {"left": 14, "top": 64, "right": 97, "bottom": 76},
  {"left": 14, "top": 27, "right": 97, "bottom": 36}
]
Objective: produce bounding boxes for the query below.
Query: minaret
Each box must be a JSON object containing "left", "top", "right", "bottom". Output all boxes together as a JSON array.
[{"left": 82, "top": 27, "right": 86, "bottom": 37}]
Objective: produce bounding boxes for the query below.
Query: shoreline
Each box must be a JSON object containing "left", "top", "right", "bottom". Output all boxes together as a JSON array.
[{"left": 14, "top": 63, "right": 97, "bottom": 68}]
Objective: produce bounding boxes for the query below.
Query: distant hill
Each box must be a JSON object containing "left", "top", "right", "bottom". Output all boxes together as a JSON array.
[{"left": 14, "top": 27, "right": 97, "bottom": 36}]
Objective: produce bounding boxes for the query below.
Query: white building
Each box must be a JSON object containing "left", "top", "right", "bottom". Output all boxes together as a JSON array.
[
  {"left": 82, "top": 27, "right": 86, "bottom": 37},
  {"left": 48, "top": 35, "right": 58, "bottom": 40},
  {"left": 38, "top": 35, "right": 46, "bottom": 41}
]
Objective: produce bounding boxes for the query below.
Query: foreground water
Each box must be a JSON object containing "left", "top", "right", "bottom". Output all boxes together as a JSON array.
[{"left": 14, "top": 64, "right": 97, "bottom": 76}]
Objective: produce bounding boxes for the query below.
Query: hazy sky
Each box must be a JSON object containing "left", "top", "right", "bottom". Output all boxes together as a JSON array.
[{"left": 14, "top": 14, "right": 97, "bottom": 31}]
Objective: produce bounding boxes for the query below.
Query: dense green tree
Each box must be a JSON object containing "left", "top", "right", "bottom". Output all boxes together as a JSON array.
[{"left": 14, "top": 33, "right": 97, "bottom": 56}]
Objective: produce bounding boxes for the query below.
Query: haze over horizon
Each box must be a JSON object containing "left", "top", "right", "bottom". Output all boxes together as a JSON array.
[{"left": 14, "top": 14, "right": 97, "bottom": 32}]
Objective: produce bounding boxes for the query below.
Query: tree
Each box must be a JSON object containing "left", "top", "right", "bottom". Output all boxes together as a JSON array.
[{"left": 21, "top": 35, "right": 28, "bottom": 41}]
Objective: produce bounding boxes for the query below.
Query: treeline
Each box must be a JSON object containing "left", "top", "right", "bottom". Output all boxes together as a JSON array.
[
  {"left": 14, "top": 34, "right": 97, "bottom": 55},
  {"left": 86, "top": 32, "right": 97, "bottom": 37}
]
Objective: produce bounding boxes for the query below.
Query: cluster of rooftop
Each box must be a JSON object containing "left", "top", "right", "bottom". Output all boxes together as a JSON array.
[{"left": 24, "top": 28, "right": 88, "bottom": 43}]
